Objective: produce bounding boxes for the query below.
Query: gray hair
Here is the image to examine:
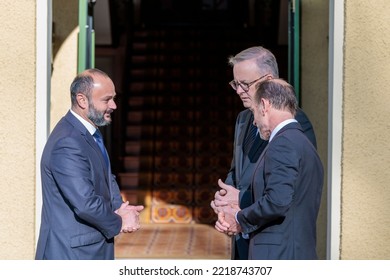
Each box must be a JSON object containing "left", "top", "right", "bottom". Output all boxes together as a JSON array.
[{"left": 228, "top": 46, "right": 279, "bottom": 78}]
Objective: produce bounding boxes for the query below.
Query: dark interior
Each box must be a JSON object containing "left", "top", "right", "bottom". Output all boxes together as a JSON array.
[{"left": 96, "top": 0, "right": 289, "bottom": 224}]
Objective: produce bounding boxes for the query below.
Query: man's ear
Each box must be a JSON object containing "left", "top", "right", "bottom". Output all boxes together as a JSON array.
[
  {"left": 76, "top": 93, "right": 88, "bottom": 109},
  {"left": 260, "top": 98, "right": 269, "bottom": 115}
]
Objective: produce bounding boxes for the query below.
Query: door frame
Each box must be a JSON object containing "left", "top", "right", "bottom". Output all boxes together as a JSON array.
[{"left": 327, "top": 0, "right": 344, "bottom": 260}]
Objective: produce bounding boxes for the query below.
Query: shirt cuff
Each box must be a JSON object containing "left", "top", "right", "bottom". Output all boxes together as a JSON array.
[{"left": 235, "top": 210, "right": 249, "bottom": 239}]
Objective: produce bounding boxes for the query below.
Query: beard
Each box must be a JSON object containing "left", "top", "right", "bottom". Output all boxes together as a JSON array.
[{"left": 87, "top": 101, "right": 112, "bottom": 127}]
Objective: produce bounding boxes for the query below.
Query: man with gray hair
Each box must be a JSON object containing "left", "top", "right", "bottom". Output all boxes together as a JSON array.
[
  {"left": 214, "top": 79, "right": 323, "bottom": 259},
  {"left": 211, "top": 46, "right": 317, "bottom": 259}
]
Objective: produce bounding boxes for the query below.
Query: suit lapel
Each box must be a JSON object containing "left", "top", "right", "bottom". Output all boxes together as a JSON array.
[
  {"left": 241, "top": 116, "right": 268, "bottom": 175},
  {"left": 250, "top": 142, "right": 269, "bottom": 203},
  {"left": 236, "top": 113, "right": 249, "bottom": 180},
  {"left": 65, "top": 111, "right": 110, "bottom": 182},
  {"left": 85, "top": 133, "right": 110, "bottom": 174},
  {"left": 240, "top": 112, "right": 254, "bottom": 167}
]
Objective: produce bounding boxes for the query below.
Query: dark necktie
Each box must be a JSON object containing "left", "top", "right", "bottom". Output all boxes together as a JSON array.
[
  {"left": 93, "top": 129, "right": 109, "bottom": 168},
  {"left": 243, "top": 116, "right": 258, "bottom": 155}
]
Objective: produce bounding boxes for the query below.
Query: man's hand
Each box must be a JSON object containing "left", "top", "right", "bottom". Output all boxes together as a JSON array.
[
  {"left": 115, "top": 201, "right": 144, "bottom": 233},
  {"left": 215, "top": 211, "right": 230, "bottom": 233},
  {"left": 215, "top": 179, "right": 239, "bottom": 205},
  {"left": 210, "top": 179, "right": 239, "bottom": 213},
  {"left": 215, "top": 207, "right": 242, "bottom": 236}
]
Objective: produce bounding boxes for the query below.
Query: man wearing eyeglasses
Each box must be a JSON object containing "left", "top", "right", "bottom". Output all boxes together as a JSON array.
[{"left": 210, "top": 46, "right": 317, "bottom": 260}]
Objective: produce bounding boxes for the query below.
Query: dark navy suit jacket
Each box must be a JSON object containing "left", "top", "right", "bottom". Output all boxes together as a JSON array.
[
  {"left": 237, "top": 122, "right": 323, "bottom": 259},
  {"left": 225, "top": 108, "right": 317, "bottom": 259},
  {"left": 35, "top": 111, "right": 123, "bottom": 260}
]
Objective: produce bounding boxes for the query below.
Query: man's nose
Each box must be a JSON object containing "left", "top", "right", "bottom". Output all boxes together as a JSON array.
[
  {"left": 236, "top": 84, "right": 246, "bottom": 95},
  {"left": 109, "top": 100, "right": 117, "bottom": 110}
]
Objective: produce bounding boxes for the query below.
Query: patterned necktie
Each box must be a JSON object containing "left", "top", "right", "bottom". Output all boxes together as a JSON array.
[
  {"left": 93, "top": 129, "right": 109, "bottom": 168},
  {"left": 243, "top": 115, "right": 258, "bottom": 155}
]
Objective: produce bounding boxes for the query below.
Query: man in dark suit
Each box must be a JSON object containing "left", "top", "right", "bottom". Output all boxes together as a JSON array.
[
  {"left": 214, "top": 79, "right": 323, "bottom": 259},
  {"left": 35, "top": 69, "right": 144, "bottom": 260},
  {"left": 211, "top": 46, "right": 317, "bottom": 259}
]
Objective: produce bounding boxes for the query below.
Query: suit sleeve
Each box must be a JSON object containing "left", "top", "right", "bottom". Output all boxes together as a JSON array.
[
  {"left": 237, "top": 136, "right": 299, "bottom": 234},
  {"left": 110, "top": 174, "right": 124, "bottom": 210},
  {"left": 50, "top": 137, "right": 122, "bottom": 239}
]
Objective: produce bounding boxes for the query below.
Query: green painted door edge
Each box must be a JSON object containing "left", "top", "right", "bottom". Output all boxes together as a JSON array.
[
  {"left": 78, "top": 0, "right": 87, "bottom": 73},
  {"left": 78, "top": 0, "right": 95, "bottom": 73}
]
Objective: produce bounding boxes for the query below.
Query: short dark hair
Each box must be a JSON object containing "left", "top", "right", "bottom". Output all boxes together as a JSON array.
[
  {"left": 70, "top": 68, "right": 109, "bottom": 106},
  {"left": 254, "top": 79, "right": 297, "bottom": 116}
]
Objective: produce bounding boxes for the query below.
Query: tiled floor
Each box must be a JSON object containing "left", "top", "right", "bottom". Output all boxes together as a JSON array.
[{"left": 115, "top": 223, "right": 231, "bottom": 259}]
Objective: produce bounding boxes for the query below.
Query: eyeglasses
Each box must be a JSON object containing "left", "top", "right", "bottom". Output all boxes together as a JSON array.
[{"left": 229, "top": 73, "right": 270, "bottom": 93}]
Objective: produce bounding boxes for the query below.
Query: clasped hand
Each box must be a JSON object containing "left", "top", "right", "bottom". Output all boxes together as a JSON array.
[
  {"left": 210, "top": 179, "right": 242, "bottom": 236},
  {"left": 115, "top": 201, "right": 144, "bottom": 233}
]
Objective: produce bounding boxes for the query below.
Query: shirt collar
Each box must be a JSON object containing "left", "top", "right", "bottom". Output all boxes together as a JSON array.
[
  {"left": 70, "top": 109, "right": 97, "bottom": 136},
  {"left": 269, "top": 118, "right": 297, "bottom": 142}
]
